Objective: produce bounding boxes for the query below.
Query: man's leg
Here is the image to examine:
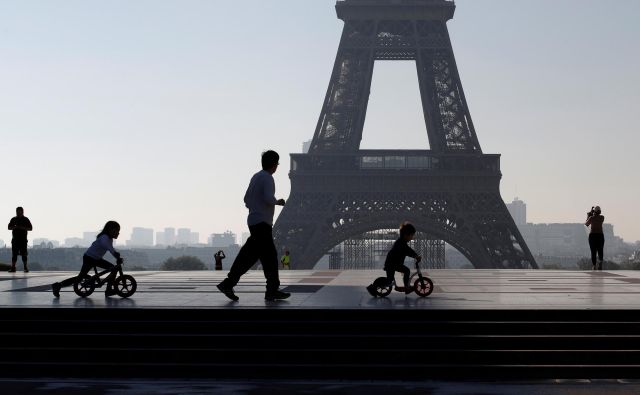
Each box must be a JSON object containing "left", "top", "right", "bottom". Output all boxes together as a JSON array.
[
  {"left": 597, "top": 236, "right": 605, "bottom": 270},
  {"left": 222, "top": 233, "right": 260, "bottom": 289},
  {"left": 255, "top": 224, "right": 280, "bottom": 294},
  {"left": 21, "top": 243, "right": 29, "bottom": 272},
  {"left": 9, "top": 243, "right": 18, "bottom": 272},
  {"left": 588, "top": 235, "right": 597, "bottom": 269}
]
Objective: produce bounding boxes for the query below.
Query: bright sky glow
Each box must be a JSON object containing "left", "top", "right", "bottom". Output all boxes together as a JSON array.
[{"left": 1, "top": 0, "right": 639, "bottom": 244}]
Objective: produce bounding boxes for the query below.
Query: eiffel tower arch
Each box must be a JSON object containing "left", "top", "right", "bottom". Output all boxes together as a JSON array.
[{"left": 274, "top": 0, "right": 537, "bottom": 269}]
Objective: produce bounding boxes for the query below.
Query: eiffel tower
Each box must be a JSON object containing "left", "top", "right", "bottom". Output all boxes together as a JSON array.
[{"left": 273, "top": 0, "right": 537, "bottom": 269}]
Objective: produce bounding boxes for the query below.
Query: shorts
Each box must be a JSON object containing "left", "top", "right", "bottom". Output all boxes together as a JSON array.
[{"left": 12, "top": 240, "right": 28, "bottom": 257}]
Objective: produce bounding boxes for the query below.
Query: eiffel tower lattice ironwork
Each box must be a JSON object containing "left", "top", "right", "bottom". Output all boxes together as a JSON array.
[{"left": 273, "top": 0, "right": 537, "bottom": 269}]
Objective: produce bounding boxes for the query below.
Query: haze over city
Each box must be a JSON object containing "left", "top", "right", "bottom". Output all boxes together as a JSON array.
[{"left": 2, "top": 0, "right": 639, "bottom": 246}]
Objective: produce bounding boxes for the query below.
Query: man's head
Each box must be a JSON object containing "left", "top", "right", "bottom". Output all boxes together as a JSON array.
[
  {"left": 262, "top": 150, "right": 280, "bottom": 174},
  {"left": 594, "top": 206, "right": 602, "bottom": 214},
  {"left": 16, "top": 207, "right": 24, "bottom": 217}
]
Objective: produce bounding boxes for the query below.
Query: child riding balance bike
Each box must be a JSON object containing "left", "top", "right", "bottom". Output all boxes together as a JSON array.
[{"left": 366, "top": 223, "right": 434, "bottom": 298}]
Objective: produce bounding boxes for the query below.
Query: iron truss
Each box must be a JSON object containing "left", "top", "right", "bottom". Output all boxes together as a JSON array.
[
  {"left": 329, "top": 229, "right": 445, "bottom": 270},
  {"left": 274, "top": 0, "right": 537, "bottom": 270}
]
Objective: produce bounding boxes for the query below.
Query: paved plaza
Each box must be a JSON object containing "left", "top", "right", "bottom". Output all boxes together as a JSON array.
[{"left": 2, "top": 269, "right": 640, "bottom": 309}]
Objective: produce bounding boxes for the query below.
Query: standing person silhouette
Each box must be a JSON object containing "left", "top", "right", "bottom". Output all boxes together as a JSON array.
[
  {"left": 217, "top": 150, "right": 290, "bottom": 302},
  {"left": 585, "top": 206, "right": 605, "bottom": 270},
  {"left": 280, "top": 250, "right": 291, "bottom": 270},
  {"left": 52, "top": 221, "right": 123, "bottom": 297},
  {"left": 7, "top": 207, "right": 33, "bottom": 273},
  {"left": 214, "top": 250, "right": 226, "bottom": 270}
]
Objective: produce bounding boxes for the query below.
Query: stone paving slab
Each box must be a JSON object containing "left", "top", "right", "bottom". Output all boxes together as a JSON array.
[{"left": 2, "top": 269, "right": 640, "bottom": 309}]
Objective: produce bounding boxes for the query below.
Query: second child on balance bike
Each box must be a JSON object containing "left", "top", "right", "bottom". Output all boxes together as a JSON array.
[
  {"left": 367, "top": 222, "right": 421, "bottom": 296},
  {"left": 52, "top": 221, "right": 122, "bottom": 298}
]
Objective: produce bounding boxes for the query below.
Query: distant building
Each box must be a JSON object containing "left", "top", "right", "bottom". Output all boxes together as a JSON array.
[
  {"left": 176, "top": 228, "right": 191, "bottom": 245},
  {"left": 241, "top": 232, "right": 250, "bottom": 245},
  {"left": 83, "top": 231, "right": 98, "bottom": 247},
  {"left": 190, "top": 232, "right": 199, "bottom": 245},
  {"left": 506, "top": 197, "right": 526, "bottom": 225},
  {"left": 209, "top": 231, "right": 236, "bottom": 247},
  {"left": 127, "top": 227, "right": 154, "bottom": 247},
  {"left": 162, "top": 227, "right": 176, "bottom": 246},
  {"left": 517, "top": 222, "right": 623, "bottom": 260},
  {"left": 302, "top": 140, "right": 312, "bottom": 154},
  {"left": 0, "top": 239, "right": 5, "bottom": 248},
  {"left": 155, "top": 231, "right": 165, "bottom": 246},
  {"left": 33, "top": 238, "right": 60, "bottom": 248},
  {"left": 64, "top": 237, "right": 84, "bottom": 248}
]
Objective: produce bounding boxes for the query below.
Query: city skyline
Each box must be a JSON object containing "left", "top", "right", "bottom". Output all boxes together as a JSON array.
[{"left": 1, "top": 0, "right": 639, "bottom": 246}]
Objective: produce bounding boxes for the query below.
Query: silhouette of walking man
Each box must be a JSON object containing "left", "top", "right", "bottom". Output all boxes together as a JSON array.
[
  {"left": 7, "top": 206, "right": 33, "bottom": 273},
  {"left": 217, "top": 150, "right": 290, "bottom": 301}
]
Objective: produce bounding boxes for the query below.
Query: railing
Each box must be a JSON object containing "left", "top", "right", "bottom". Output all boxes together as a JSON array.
[{"left": 290, "top": 150, "right": 500, "bottom": 173}]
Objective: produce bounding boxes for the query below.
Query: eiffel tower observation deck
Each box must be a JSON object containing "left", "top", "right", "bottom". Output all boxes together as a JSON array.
[{"left": 273, "top": 0, "right": 537, "bottom": 270}]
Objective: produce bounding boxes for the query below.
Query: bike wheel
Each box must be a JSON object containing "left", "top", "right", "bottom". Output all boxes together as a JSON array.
[
  {"left": 114, "top": 275, "right": 137, "bottom": 298},
  {"left": 73, "top": 276, "right": 96, "bottom": 298},
  {"left": 414, "top": 277, "right": 434, "bottom": 297},
  {"left": 373, "top": 277, "right": 392, "bottom": 297}
]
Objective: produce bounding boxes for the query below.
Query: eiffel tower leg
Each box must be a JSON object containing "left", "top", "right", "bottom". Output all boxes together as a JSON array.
[
  {"left": 273, "top": 190, "right": 337, "bottom": 268},
  {"left": 459, "top": 193, "right": 538, "bottom": 269}
]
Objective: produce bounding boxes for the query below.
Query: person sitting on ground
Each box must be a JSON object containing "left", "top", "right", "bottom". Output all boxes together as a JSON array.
[
  {"left": 52, "top": 221, "right": 123, "bottom": 298},
  {"left": 367, "top": 222, "right": 421, "bottom": 296}
]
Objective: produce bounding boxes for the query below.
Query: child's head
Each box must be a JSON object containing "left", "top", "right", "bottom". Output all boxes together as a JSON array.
[
  {"left": 98, "top": 221, "right": 121, "bottom": 239},
  {"left": 285, "top": 250, "right": 290, "bottom": 256},
  {"left": 399, "top": 222, "right": 416, "bottom": 241}
]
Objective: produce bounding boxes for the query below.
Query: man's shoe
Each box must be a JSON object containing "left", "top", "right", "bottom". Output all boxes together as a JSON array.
[
  {"left": 52, "top": 283, "right": 61, "bottom": 298},
  {"left": 405, "top": 286, "right": 414, "bottom": 295},
  {"left": 265, "top": 290, "right": 291, "bottom": 301},
  {"left": 24, "top": 268, "right": 29, "bottom": 273},
  {"left": 366, "top": 284, "right": 377, "bottom": 297},
  {"left": 105, "top": 288, "right": 117, "bottom": 297},
  {"left": 217, "top": 283, "right": 239, "bottom": 301},
  {"left": 7, "top": 267, "right": 16, "bottom": 273}
]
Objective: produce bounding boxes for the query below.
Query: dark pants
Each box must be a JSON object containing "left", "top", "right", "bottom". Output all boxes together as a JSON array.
[
  {"left": 221, "top": 222, "right": 280, "bottom": 293},
  {"left": 11, "top": 239, "right": 28, "bottom": 265},
  {"left": 386, "top": 265, "right": 411, "bottom": 288},
  {"left": 588, "top": 233, "right": 605, "bottom": 269},
  {"left": 58, "top": 255, "right": 115, "bottom": 289}
]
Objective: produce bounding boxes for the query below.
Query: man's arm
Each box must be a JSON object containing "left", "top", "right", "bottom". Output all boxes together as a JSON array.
[
  {"left": 8, "top": 218, "right": 15, "bottom": 230},
  {"left": 25, "top": 218, "right": 33, "bottom": 231},
  {"left": 262, "top": 176, "right": 279, "bottom": 206}
]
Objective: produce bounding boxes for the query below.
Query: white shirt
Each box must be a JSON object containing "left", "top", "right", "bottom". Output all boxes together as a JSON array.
[{"left": 244, "top": 170, "right": 278, "bottom": 226}]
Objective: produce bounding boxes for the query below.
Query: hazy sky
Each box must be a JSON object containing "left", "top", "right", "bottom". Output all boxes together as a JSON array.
[{"left": 1, "top": 0, "right": 639, "bottom": 245}]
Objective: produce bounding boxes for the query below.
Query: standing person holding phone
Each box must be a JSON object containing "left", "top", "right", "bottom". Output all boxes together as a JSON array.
[{"left": 585, "top": 206, "right": 605, "bottom": 270}]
